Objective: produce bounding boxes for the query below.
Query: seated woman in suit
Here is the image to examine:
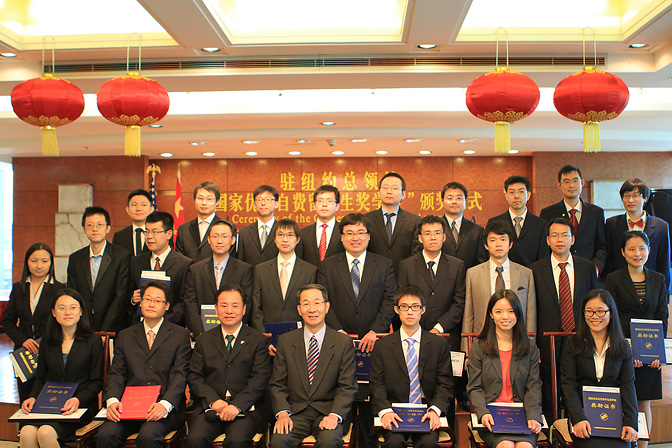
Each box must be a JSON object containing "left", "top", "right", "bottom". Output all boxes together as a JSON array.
[
  {"left": 605, "top": 231, "right": 668, "bottom": 448},
  {"left": 19, "top": 288, "right": 104, "bottom": 448},
  {"left": 2, "top": 243, "right": 64, "bottom": 402},
  {"left": 560, "top": 289, "right": 638, "bottom": 448},
  {"left": 467, "top": 289, "right": 543, "bottom": 448}
]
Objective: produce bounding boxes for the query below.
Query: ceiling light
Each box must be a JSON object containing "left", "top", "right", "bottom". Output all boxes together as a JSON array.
[
  {"left": 463, "top": 150, "right": 476, "bottom": 155},
  {"left": 351, "top": 138, "right": 368, "bottom": 143},
  {"left": 148, "top": 124, "right": 163, "bottom": 128},
  {"left": 332, "top": 150, "right": 344, "bottom": 155},
  {"left": 245, "top": 151, "right": 258, "bottom": 156},
  {"left": 376, "top": 150, "right": 388, "bottom": 155},
  {"left": 289, "top": 151, "right": 301, "bottom": 156},
  {"left": 297, "top": 139, "right": 314, "bottom": 144},
  {"left": 202, "top": 152, "right": 215, "bottom": 157},
  {"left": 458, "top": 138, "right": 478, "bottom": 143},
  {"left": 190, "top": 141, "right": 207, "bottom": 146},
  {"left": 160, "top": 152, "right": 173, "bottom": 158},
  {"left": 243, "top": 140, "right": 260, "bottom": 144},
  {"left": 508, "top": 149, "right": 520, "bottom": 154},
  {"left": 405, "top": 138, "right": 423, "bottom": 143},
  {"left": 417, "top": 44, "right": 437, "bottom": 49},
  {"left": 1, "top": 52, "right": 17, "bottom": 58},
  {"left": 201, "top": 47, "right": 221, "bottom": 52},
  {"left": 321, "top": 121, "right": 336, "bottom": 126},
  {"left": 419, "top": 150, "right": 432, "bottom": 155},
  {"left": 629, "top": 44, "right": 649, "bottom": 48}
]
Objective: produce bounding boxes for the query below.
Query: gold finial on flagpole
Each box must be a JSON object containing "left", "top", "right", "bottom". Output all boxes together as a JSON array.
[{"left": 146, "top": 164, "right": 162, "bottom": 175}]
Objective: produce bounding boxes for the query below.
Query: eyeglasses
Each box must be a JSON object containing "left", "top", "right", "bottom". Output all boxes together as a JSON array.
[
  {"left": 315, "top": 199, "right": 336, "bottom": 205},
  {"left": 549, "top": 232, "right": 572, "bottom": 240},
  {"left": 55, "top": 305, "right": 80, "bottom": 313},
  {"left": 300, "top": 300, "right": 326, "bottom": 308},
  {"left": 584, "top": 309, "right": 610, "bottom": 317},
  {"left": 255, "top": 197, "right": 276, "bottom": 204},
  {"left": 422, "top": 230, "right": 443, "bottom": 238},
  {"left": 623, "top": 193, "right": 643, "bottom": 200},
  {"left": 276, "top": 232, "right": 296, "bottom": 239},
  {"left": 561, "top": 178, "right": 581, "bottom": 185},
  {"left": 143, "top": 230, "right": 167, "bottom": 236},
  {"left": 397, "top": 304, "right": 423, "bottom": 311},
  {"left": 343, "top": 231, "right": 368, "bottom": 238},
  {"left": 380, "top": 185, "right": 401, "bottom": 192},
  {"left": 142, "top": 298, "right": 167, "bottom": 305},
  {"left": 85, "top": 223, "right": 107, "bottom": 230},
  {"left": 444, "top": 195, "right": 465, "bottom": 202}
]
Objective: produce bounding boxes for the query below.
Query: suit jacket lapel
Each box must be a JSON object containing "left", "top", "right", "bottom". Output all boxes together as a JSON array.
[
  {"left": 309, "top": 329, "right": 335, "bottom": 395},
  {"left": 477, "top": 263, "right": 491, "bottom": 305},
  {"left": 82, "top": 249, "right": 94, "bottom": 292},
  {"left": 389, "top": 209, "right": 405, "bottom": 246},
  {"left": 134, "top": 324, "right": 151, "bottom": 357},
  {"left": 161, "top": 251, "right": 177, "bottom": 274},
  {"left": 286, "top": 261, "right": 304, "bottom": 299},
  {"left": 509, "top": 263, "right": 521, "bottom": 292},
  {"left": 337, "top": 255, "right": 357, "bottom": 303},
  {"left": 418, "top": 332, "right": 430, "bottom": 379},
  {"left": 228, "top": 326, "right": 249, "bottom": 362},
  {"left": 625, "top": 269, "right": 645, "bottom": 313},
  {"left": 95, "top": 246, "right": 112, "bottom": 288},
  {"left": 267, "top": 262, "right": 283, "bottom": 299},
  {"left": 149, "top": 322, "right": 171, "bottom": 357},
  {"left": 262, "top": 221, "right": 278, "bottom": 251},
  {"left": 326, "top": 222, "right": 341, "bottom": 257},
  {"left": 211, "top": 327, "right": 228, "bottom": 359},
  {"left": 33, "top": 283, "right": 54, "bottom": 324},
  {"left": 290, "top": 332, "right": 311, "bottom": 395},
  {"left": 444, "top": 216, "right": 457, "bottom": 248},
  {"left": 358, "top": 254, "right": 376, "bottom": 301},
  {"left": 414, "top": 255, "right": 433, "bottom": 289},
  {"left": 204, "top": 258, "right": 217, "bottom": 296},
  {"left": 189, "top": 219, "right": 201, "bottom": 246},
  {"left": 391, "top": 334, "right": 408, "bottom": 376},
  {"left": 371, "top": 211, "right": 387, "bottom": 246}
]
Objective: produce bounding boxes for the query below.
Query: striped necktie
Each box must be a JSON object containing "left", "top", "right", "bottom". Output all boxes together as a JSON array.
[
  {"left": 307, "top": 336, "right": 319, "bottom": 384},
  {"left": 406, "top": 338, "right": 421, "bottom": 404}
]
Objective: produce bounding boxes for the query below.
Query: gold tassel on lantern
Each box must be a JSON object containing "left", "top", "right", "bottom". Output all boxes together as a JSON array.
[
  {"left": 583, "top": 121, "right": 600, "bottom": 152},
  {"left": 40, "top": 126, "right": 59, "bottom": 156},
  {"left": 494, "top": 121, "right": 510, "bottom": 153},
  {"left": 125, "top": 125, "right": 141, "bottom": 157}
]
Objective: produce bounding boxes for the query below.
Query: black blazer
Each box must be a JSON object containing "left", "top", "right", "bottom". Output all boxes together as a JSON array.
[
  {"left": 30, "top": 334, "right": 104, "bottom": 420},
  {"left": 488, "top": 211, "right": 549, "bottom": 267},
  {"left": 539, "top": 199, "right": 608, "bottom": 272},
  {"left": 2, "top": 280, "right": 64, "bottom": 349},
  {"left": 188, "top": 324, "right": 271, "bottom": 423},
  {"left": 318, "top": 251, "right": 396, "bottom": 337},
  {"left": 67, "top": 242, "right": 131, "bottom": 332},
  {"left": 441, "top": 217, "right": 488, "bottom": 270},
  {"left": 605, "top": 268, "right": 669, "bottom": 338},
  {"left": 297, "top": 221, "right": 345, "bottom": 267},
  {"left": 104, "top": 320, "right": 191, "bottom": 412},
  {"left": 560, "top": 337, "right": 638, "bottom": 428},
  {"left": 112, "top": 225, "right": 148, "bottom": 256},
  {"left": 250, "top": 257, "right": 317, "bottom": 332},
  {"left": 365, "top": 208, "right": 420, "bottom": 274},
  {"left": 176, "top": 215, "right": 224, "bottom": 262},
  {"left": 236, "top": 220, "right": 279, "bottom": 266},
  {"left": 130, "top": 250, "right": 193, "bottom": 326},
  {"left": 370, "top": 329, "right": 453, "bottom": 416},
  {"left": 183, "top": 257, "right": 254, "bottom": 334}
]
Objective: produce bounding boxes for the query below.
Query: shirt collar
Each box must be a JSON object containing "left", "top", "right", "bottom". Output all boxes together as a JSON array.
[
  {"left": 89, "top": 241, "right": 107, "bottom": 258},
  {"left": 152, "top": 248, "right": 171, "bottom": 266},
  {"left": 278, "top": 253, "right": 297, "bottom": 267},
  {"left": 345, "top": 251, "right": 367, "bottom": 267},
  {"left": 445, "top": 215, "right": 463, "bottom": 227},
  {"left": 551, "top": 253, "right": 574, "bottom": 270},
  {"left": 143, "top": 317, "right": 164, "bottom": 335},
  {"left": 26, "top": 277, "right": 54, "bottom": 285},
  {"left": 594, "top": 338, "right": 611, "bottom": 357},
  {"left": 304, "top": 324, "right": 327, "bottom": 346},
  {"left": 221, "top": 321, "right": 243, "bottom": 340},
  {"left": 489, "top": 258, "right": 510, "bottom": 273},
  {"left": 213, "top": 254, "right": 229, "bottom": 268},
  {"left": 626, "top": 212, "right": 647, "bottom": 226},
  {"left": 258, "top": 218, "right": 275, "bottom": 230},
  {"left": 319, "top": 217, "right": 336, "bottom": 229},
  {"left": 382, "top": 206, "right": 400, "bottom": 217},
  {"left": 564, "top": 199, "right": 582, "bottom": 214},
  {"left": 199, "top": 213, "right": 216, "bottom": 225},
  {"left": 400, "top": 326, "right": 422, "bottom": 343},
  {"left": 132, "top": 223, "right": 146, "bottom": 232},
  {"left": 422, "top": 251, "right": 441, "bottom": 266},
  {"left": 508, "top": 208, "right": 528, "bottom": 223}
]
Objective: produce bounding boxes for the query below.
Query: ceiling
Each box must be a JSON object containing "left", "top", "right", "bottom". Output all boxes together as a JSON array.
[{"left": 1, "top": 0, "right": 672, "bottom": 162}]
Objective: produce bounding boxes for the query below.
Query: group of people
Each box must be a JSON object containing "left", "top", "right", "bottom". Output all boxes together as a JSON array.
[{"left": 3, "top": 164, "right": 669, "bottom": 448}]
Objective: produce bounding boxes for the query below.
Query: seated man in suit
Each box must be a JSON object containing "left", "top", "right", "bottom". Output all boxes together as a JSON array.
[
  {"left": 441, "top": 181, "right": 488, "bottom": 270},
  {"left": 488, "top": 175, "right": 548, "bottom": 267},
  {"left": 370, "top": 285, "right": 453, "bottom": 448},
  {"left": 187, "top": 284, "right": 271, "bottom": 448},
  {"left": 237, "top": 185, "right": 280, "bottom": 266},
  {"left": 130, "top": 212, "right": 193, "bottom": 326},
  {"left": 462, "top": 220, "right": 536, "bottom": 349},
  {"left": 97, "top": 280, "right": 191, "bottom": 448},
  {"left": 113, "top": 189, "right": 154, "bottom": 256},
  {"left": 539, "top": 165, "right": 607, "bottom": 274},
  {"left": 269, "top": 284, "right": 358, "bottom": 448},
  {"left": 250, "top": 219, "right": 317, "bottom": 352},
  {"left": 67, "top": 206, "right": 131, "bottom": 332},
  {"left": 605, "top": 177, "right": 671, "bottom": 292},
  {"left": 184, "top": 220, "right": 253, "bottom": 334},
  {"left": 176, "top": 181, "right": 224, "bottom": 262},
  {"left": 530, "top": 217, "right": 598, "bottom": 421},
  {"left": 365, "top": 172, "right": 420, "bottom": 274},
  {"left": 297, "top": 185, "right": 344, "bottom": 267}
]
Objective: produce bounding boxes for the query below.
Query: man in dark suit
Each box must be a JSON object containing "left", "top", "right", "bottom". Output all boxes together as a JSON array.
[
  {"left": 605, "top": 177, "right": 671, "bottom": 292},
  {"left": 488, "top": 175, "right": 548, "bottom": 267},
  {"left": 269, "top": 284, "right": 357, "bottom": 448},
  {"left": 67, "top": 206, "right": 131, "bottom": 332},
  {"left": 236, "top": 185, "right": 280, "bottom": 266},
  {"left": 250, "top": 219, "right": 317, "bottom": 344},
  {"left": 530, "top": 217, "right": 598, "bottom": 420},
  {"left": 539, "top": 165, "right": 607, "bottom": 274},
  {"left": 440, "top": 182, "right": 487, "bottom": 270},
  {"left": 297, "top": 185, "right": 344, "bottom": 267},
  {"left": 112, "top": 189, "right": 154, "bottom": 256},
  {"left": 370, "top": 286, "right": 453, "bottom": 448},
  {"left": 187, "top": 284, "right": 271, "bottom": 448},
  {"left": 176, "top": 181, "right": 224, "bottom": 262},
  {"left": 97, "top": 281, "right": 191, "bottom": 448},
  {"left": 184, "top": 220, "right": 254, "bottom": 335},
  {"left": 130, "top": 212, "right": 193, "bottom": 326},
  {"left": 364, "top": 172, "right": 420, "bottom": 274}
]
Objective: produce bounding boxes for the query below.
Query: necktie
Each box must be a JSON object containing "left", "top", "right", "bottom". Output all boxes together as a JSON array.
[
  {"left": 427, "top": 260, "right": 436, "bottom": 283},
  {"left": 385, "top": 212, "right": 396, "bottom": 244},
  {"left": 135, "top": 228, "right": 143, "bottom": 256},
  {"left": 629, "top": 219, "right": 644, "bottom": 229},
  {"left": 260, "top": 224, "right": 268, "bottom": 247},
  {"left": 154, "top": 256, "right": 161, "bottom": 270},
  {"left": 451, "top": 221, "right": 459, "bottom": 244},
  {"left": 558, "top": 262, "right": 575, "bottom": 332},
  {"left": 514, "top": 216, "right": 523, "bottom": 238},
  {"left": 280, "top": 260, "right": 290, "bottom": 299},
  {"left": 147, "top": 330, "right": 155, "bottom": 350},
  {"left": 318, "top": 223, "right": 328, "bottom": 261},
  {"left": 225, "top": 334, "right": 234, "bottom": 355},
  {"left": 495, "top": 266, "right": 505, "bottom": 292},
  {"left": 568, "top": 209, "right": 579, "bottom": 236},
  {"left": 405, "top": 338, "right": 421, "bottom": 404},
  {"left": 199, "top": 220, "right": 209, "bottom": 242},
  {"left": 307, "top": 335, "right": 319, "bottom": 384},
  {"left": 214, "top": 264, "right": 223, "bottom": 289},
  {"left": 350, "top": 259, "right": 361, "bottom": 299}
]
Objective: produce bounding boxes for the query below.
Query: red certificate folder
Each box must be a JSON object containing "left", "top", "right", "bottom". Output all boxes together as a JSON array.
[{"left": 119, "top": 385, "right": 161, "bottom": 419}]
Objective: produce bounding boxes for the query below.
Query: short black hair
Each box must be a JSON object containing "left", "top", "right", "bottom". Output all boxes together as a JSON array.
[
  {"left": 619, "top": 178, "right": 650, "bottom": 201},
  {"left": 297, "top": 283, "right": 329, "bottom": 302},
  {"left": 483, "top": 219, "right": 514, "bottom": 245},
  {"left": 193, "top": 181, "right": 221, "bottom": 202},
  {"left": 441, "top": 182, "right": 468, "bottom": 199},
  {"left": 379, "top": 172, "right": 406, "bottom": 191},
  {"left": 140, "top": 280, "right": 172, "bottom": 304},
  {"left": 218, "top": 283, "right": 246, "bottom": 305},
  {"left": 557, "top": 165, "right": 583, "bottom": 183},
  {"left": 394, "top": 285, "right": 426, "bottom": 306},
  {"left": 210, "top": 220, "right": 237, "bottom": 237},
  {"left": 547, "top": 217, "right": 574, "bottom": 236},
  {"left": 253, "top": 185, "right": 279, "bottom": 201},
  {"left": 621, "top": 230, "right": 650, "bottom": 250},
  {"left": 339, "top": 213, "right": 371, "bottom": 233},
  {"left": 313, "top": 185, "right": 340, "bottom": 204},
  {"left": 81, "top": 206, "right": 111, "bottom": 227},
  {"left": 276, "top": 218, "right": 300, "bottom": 236},
  {"left": 504, "top": 175, "right": 531, "bottom": 192},
  {"left": 417, "top": 214, "right": 447, "bottom": 234},
  {"left": 146, "top": 211, "right": 174, "bottom": 232},
  {"left": 127, "top": 189, "right": 152, "bottom": 205}
]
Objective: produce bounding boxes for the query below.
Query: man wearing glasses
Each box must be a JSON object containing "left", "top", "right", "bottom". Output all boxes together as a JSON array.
[
  {"left": 67, "top": 206, "right": 131, "bottom": 332},
  {"left": 130, "top": 211, "right": 193, "bottom": 326},
  {"left": 176, "top": 181, "right": 225, "bottom": 262},
  {"left": 297, "top": 185, "right": 345, "bottom": 267},
  {"left": 236, "top": 185, "right": 280, "bottom": 266}
]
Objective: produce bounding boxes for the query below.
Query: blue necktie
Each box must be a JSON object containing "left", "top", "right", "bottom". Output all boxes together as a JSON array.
[
  {"left": 406, "top": 338, "right": 421, "bottom": 404},
  {"left": 350, "top": 259, "right": 360, "bottom": 298}
]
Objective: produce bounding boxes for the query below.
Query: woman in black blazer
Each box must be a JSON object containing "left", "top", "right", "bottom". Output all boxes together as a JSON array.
[
  {"left": 560, "top": 289, "right": 638, "bottom": 448},
  {"left": 605, "top": 230, "right": 667, "bottom": 448},
  {"left": 467, "top": 289, "right": 543, "bottom": 448},
  {"left": 19, "top": 288, "right": 104, "bottom": 447},
  {"left": 1, "top": 243, "right": 64, "bottom": 402}
]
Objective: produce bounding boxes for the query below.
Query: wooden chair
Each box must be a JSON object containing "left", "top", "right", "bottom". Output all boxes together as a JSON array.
[
  {"left": 544, "top": 332, "right": 576, "bottom": 448},
  {"left": 298, "top": 421, "right": 355, "bottom": 448},
  {"left": 212, "top": 431, "right": 265, "bottom": 448}
]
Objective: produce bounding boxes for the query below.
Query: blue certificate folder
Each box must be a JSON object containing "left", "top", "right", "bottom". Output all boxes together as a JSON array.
[
  {"left": 33, "top": 381, "right": 79, "bottom": 414},
  {"left": 200, "top": 305, "right": 220, "bottom": 332},
  {"left": 582, "top": 386, "right": 622, "bottom": 438},
  {"left": 264, "top": 321, "right": 302, "bottom": 347},
  {"left": 486, "top": 402, "right": 531, "bottom": 434},
  {"left": 354, "top": 340, "right": 372, "bottom": 383},
  {"left": 630, "top": 319, "right": 666, "bottom": 364},
  {"left": 391, "top": 404, "right": 430, "bottom": 433}
]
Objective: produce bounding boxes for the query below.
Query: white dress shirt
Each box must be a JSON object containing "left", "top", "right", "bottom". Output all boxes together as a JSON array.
[{"left": 489, "top": 258, "right": 511, "bottom": 295}]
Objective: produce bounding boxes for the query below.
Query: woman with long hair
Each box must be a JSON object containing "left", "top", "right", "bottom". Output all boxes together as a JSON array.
[
  {"left": 467, "top": 289, "right": 543, "bottom": 448},
  {"left": 19, "top": 289, "right": 104, "bottom": 448}
]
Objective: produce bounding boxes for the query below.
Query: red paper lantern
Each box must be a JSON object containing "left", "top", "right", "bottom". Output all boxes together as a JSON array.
[
  {"left": 97, "top": 72, "right": 170, "bottom": 157},
  {"left": 11, "top": 73, "right": 85, "bottom": 156},
  {"left": 553, "top": 67, "right": 629, "bottom": 152},
  {"left": 466, "top": 67, "right": 540, "bottom": 152}
]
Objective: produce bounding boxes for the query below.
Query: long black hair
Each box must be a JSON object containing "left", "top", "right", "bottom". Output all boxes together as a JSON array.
[
  {"left": 477, "top": 289, "right": 530, "bottom": 358},
  {"left": 20, "top": 242, "right": 55, "bottom": 292},
  {"left": 572, "top": 289, "right": 630, "bottom": 359},
  {"left": 45, "top": 288, "right": 93, "bottom": 344}
]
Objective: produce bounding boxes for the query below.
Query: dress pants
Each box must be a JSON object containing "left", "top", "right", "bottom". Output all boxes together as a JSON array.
[{"left": 270, "top": 407, "right": 345, "bottom": 448}]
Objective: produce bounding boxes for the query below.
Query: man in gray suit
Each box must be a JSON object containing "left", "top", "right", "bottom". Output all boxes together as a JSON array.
[{"left": 269, "top": 284, "right": 357, "bottom": 448}]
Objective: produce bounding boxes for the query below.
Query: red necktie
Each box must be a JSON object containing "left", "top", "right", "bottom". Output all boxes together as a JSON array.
[
  {"left": 558, "top": 262, "right": 574, "bottom": 332},
  {"left": 318, "top": 224, "right": 328, "bottom": 261},
  {"left": 629, "top": 219, "right": 644, "bottom": 229},
  {"left": 568, "top": 209, "right": 579, "bottom": 235}
]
